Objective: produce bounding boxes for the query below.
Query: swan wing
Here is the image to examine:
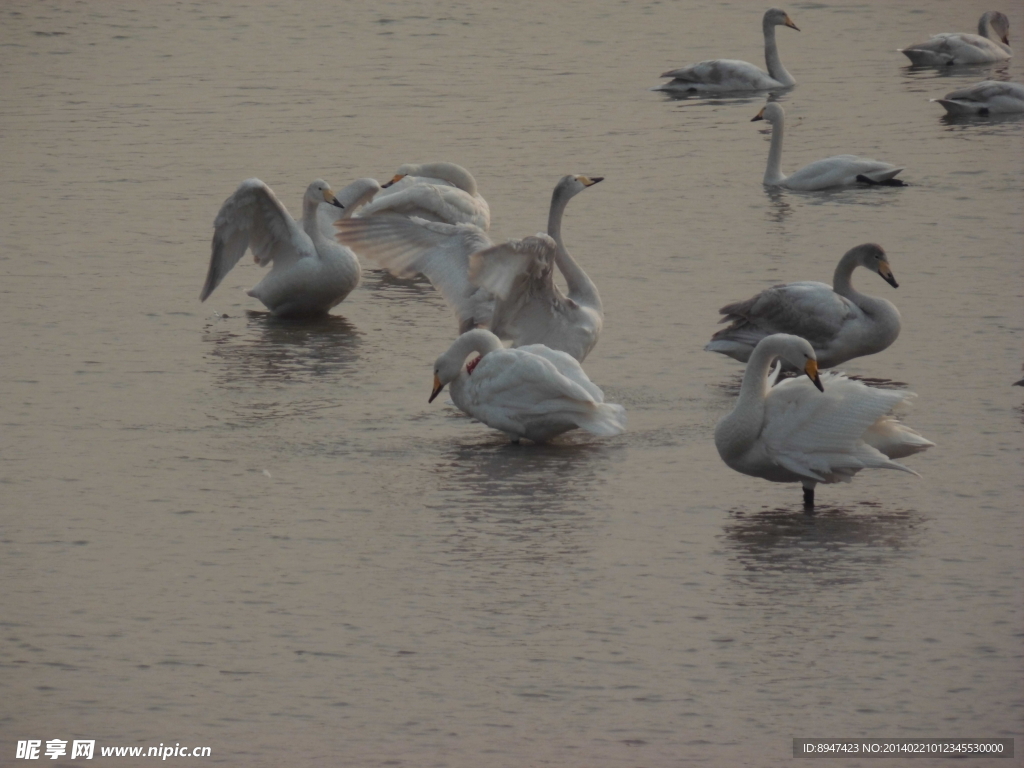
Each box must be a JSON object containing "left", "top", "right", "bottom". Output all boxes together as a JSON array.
[
  {"left": 763, "top": 373, "right": 919, "bottom": 482},
  {"left": 201, "top": 179, "right": 310, "bottom": 301},
  {"left": 901, "top": 33, "right": 1010, "bottom": 65},
  {"left": 335, "top": 214, "right": 494, "bottom": 327},
  {"left": 468, "top": 349, "right": 599, "bottom": 410},
  {"left": 786, "top": 155, "right": 903, "bottom": 189},
  {"left": 934, "top": 80, "right": 1024, "bottom": 114},
  {"left": 715, "top": 281, "right": 857, "bottom": 347},
  {"left": 658, "top": 59, "right": 778, "bottom": 90},
  {"left": 468, "top": 235, "right": 558, "bottom": 300},
  {"left": 514, "top": 344, "right": 605, "bottom": 401},
  {"left": 357, "top": 182, "right": 490, "bottom": 229}
]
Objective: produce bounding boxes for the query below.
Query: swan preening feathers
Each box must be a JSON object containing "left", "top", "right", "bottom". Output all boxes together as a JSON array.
[
  {"left": 201, "top": 178, "right": 375, "bottom": 317},
  {"left": 900, "top": 11, "right": 1012, "bottom": 66},
  {"left": 337, "top": 174, "right": 604, "bottom": 362},
  {"left": 357, "top": 162, "right": 491, "bottom": 230},
  {"left": 656, "top": 8, "right": 799, "bottom": 93},
  {"left": 714, "top": 334, "right": 933, "bottom": 508},
  {"left": 932, "top": 80, "right": 1024, "bottom": 115},
  {"left": 753, "top": 102, "right": 905, "bottom": 190},
  {"left": 429, "top": 329, "right": 626, "bottom": 443},
  {"left": 706, "top": 244, "right": 901, "bottom": 369}
]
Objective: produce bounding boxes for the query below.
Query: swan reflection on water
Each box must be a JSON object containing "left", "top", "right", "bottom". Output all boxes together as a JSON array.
[
  {"left": 427, "top": 440, "right": 619, "bottom": 566},
  {"left": 202, "top": 310, "right": 363, "bottom": 386},
  {"left": 720, "top": 502, "right": 924, "bottom": 587}
]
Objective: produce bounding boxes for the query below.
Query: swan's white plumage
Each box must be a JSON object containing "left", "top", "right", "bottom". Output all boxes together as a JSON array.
[
  {"left": 655, "top": 8, "right": 799, "bottom": 93},
  {"left": 900, "top": 11, "right": 1012, "bottom": 66},
  {"left": 707, "top": 243, "right": 901, "bottom": 369},
  {"left": 430, "top": 330, "right": 625, "bottom": 443},
  {"left": 932, "top": 80, "right": 1024, "bottom": 115},
  {"left": 337, "top": 174, "right": 604, "bottom": 361},
  {"left": 714, "top": 334, "right": 933, "bottom": 503},
  {"left": 753, "top": 102, "right": 904, "bottom": 189},
  {"left": 201, "top": 178, "right": 373, "bottom": 316},
  {"left": 358, "top": 162, "right": 490, "bottom": 230},
  {"left": 335, "top": 214, "right": 495, "bottom": 332}
]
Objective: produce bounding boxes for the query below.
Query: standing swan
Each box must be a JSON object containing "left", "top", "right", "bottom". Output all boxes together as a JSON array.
[
  {"left": 201, "top": 178, "right": 377, "bottom": 316},
  {"left": 900, "top": 11, "right": 1012, "bottom": 66},
  {"left": 429, "top": 329, "right": 626, "bottom": 443},
  {"left": 357, "top": 162, "right": 490, "bottom": 230},
  {"left": 655, "top": 8, "right": 799, "bottom": 93},
  {"left": 468, "top": 175, "right": 604, "bottom": 362},
  {"left": 753, "top": 103, "right": 905, "bottom": 189},
  {"left": 336, "top": 175, "right": 604, "bottom": 361},
  {"left": 931, "top": 80, "right": 1024, "bottom": 115},
  {"left": 706, "top": 243, "right": 901, "bottom": 369},
  {"left": 714, "top": 334, "right": 933, "bottom": 509}
]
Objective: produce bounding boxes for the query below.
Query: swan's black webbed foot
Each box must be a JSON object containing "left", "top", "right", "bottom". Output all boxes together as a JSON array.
[{"left": 802, "top": 486, "right": 815, "bottom": 511}]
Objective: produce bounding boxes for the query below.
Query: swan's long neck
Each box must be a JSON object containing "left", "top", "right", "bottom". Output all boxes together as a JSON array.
[
  {"left": 450, "top": 329, "right": 502, "bottom": 368},
  {"left": 764, "top": 116, "right": 787, "bottom": 186},
  {"left": 762, "top": 21, "right": 795, "bottom": 86},
  {"left": 979, "top": 12, "right": 998, "bottom": 40},
  {"left": 419, "top": 163, "right": 477, "bottom": 195},
  {"left": 717, "top": 340, "right": 776, "bottom": 456},
  {"left": 832, "top": 253, "right": 901, "bottom": 345},
  {"left": 303, "top": 198, "right": 328, "bottom": 245},
  {"left": 548, "top": 188, "right": 601, "bottom": 311}
]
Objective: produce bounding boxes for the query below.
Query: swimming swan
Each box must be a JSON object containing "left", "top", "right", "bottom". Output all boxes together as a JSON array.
[
  {"left": 714, "top": 334, "right": 933, "bottom": 508},
  {"left": 357, "top": 162, "right": 490, "bottom": 230},
  {"left": 706, "top": 243, "right": 901, "bottom": 369},
  {"left": 201, "top": 178, "right": 379, "bottom": 316},
  {"left": 336, "top": 175, "right": 604, "bottom": 361},
  {"left": 429, "top": 329, "right": 626, "bottom": 443},
  {"left": 753, "top": 102, "right": 905, "bottom": 189},
  {"left": 900, "top": 11, "right": 1011, "bottom": 66},
  {"left": 655, "top": 8, "right": 799, "bottom": 93},
  {"left": 932, "top": 80, "right": 1024, "bottom": 115}
]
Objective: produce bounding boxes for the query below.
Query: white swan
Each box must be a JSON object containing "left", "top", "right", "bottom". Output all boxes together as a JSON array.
[
  {"left": 357, "top": 162, "right": 490, "bottom": 230},
  {"left": 900, "top": 11, "right": 1011, "bottom": 66},
  {"left": 429, "top": 329, "right": 626, "bottom": 443},
  {"left": 714, "top": 334, "right": 934, "bottom": 508},
  {"left": 655, "top": 8, "right": 799, "bottom": 93},
  {"left": 200, "top": 178, "right": 379, "bottom": 316},
  {"left": 753, "top": 102, "right": 905, "bottom": 189},
  {"left": 931, "top": 80, "right": 1024, "bottom": 115},
  {"left": 336, "top": 175, "right": 604, "bottom": 361},
  {"left": 706, "top": 243, "right": 901, "bottom": 369}
]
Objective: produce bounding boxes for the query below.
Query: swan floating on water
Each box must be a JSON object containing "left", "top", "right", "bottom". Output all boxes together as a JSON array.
[
  {"left": 429, "top": 329, "right": 626, "bottom": 443},
  {"left": 337, "top": 174, "right": 604, "bottom": 361},
  {"left": 201, "top": 178, "right": 380, "bottom": 316},
  {"left": 932, "top": 80, "right": 1024, "bottom": 115},
  {"left": 706, "top": 243, "right": 901, "bottom": 369},
  {"left": 714, "top": 334, "right": 933, "bottom": 509},
  {"left": 357, "top": 162, "right": 490, "bottom": 230},
  {"left": 753, "top": 102, "right": 905, "bottom": 189},
  {"left": 900, "top": 11, "right": 1011, "bottom": 66},
  {"left": 655, "top": 8, "right": 799, "bottom": 93}
]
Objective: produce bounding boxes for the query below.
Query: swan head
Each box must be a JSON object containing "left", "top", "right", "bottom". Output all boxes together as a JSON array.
[
  {"left": 981, "top": 11, "right": 1010, "bottom": 44},
  {"left": 763, "top": 334, "right": 823, "bottom": 391},
  {"left": 850, "top": 243, "right": 898, "bottom": 289},
  {"left": 305, "top": 179, "right": 343, "bottom": 209},
  {"left": 764, "top": 7, "right": 799, "bottom": 31},
  {"left": 554, "top": 174, "right": 604, "bottom": 203},
  {"left": 335, "top": 178, "right": 383, "bottom": 218},
  {"left": 752, "top": 102, "right": 785, "bottom": 124},
  {"left": 382, "top": 162, "right": 477, "bottom": 194},
  {"left": 429, "top": 329, "right": 502, "bottom": 403}
]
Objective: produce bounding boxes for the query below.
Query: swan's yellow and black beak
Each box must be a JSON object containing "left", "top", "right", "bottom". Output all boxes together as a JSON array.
[
  {"left": 322, "top": 188, "right": 344, "bottom": 209},
  {"left": 878, "top": 260, "right": 898, "bottom": 289},
  {"left": 805, "top": 359, "right": 824, "bottom": 392},
  {"left": 428, "top": 374, "right": 444, "bottom": 403},
  {"left": 785, "top": 15, "right": 799, "bottom": 31},
  {"left": 752, "top": 107, "right": 766, "bottom": 122},
  {"left": 382, "top": 174, "right": 407, "bottom": 189},
  {"left": 579, "top": 175, "right": 603, "bottom": 187}
]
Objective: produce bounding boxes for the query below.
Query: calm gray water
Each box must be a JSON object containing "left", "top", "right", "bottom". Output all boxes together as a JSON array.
[{"left": 2, "top": 1, "right": 1022, "bottom": 766}]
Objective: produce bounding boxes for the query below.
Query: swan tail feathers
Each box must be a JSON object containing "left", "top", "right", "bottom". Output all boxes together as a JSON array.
[{"left": 578, "top": 402, "right": 627, "bottom": 437}]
